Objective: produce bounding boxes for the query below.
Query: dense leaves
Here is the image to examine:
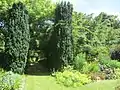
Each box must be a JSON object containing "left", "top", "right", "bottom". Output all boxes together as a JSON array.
[
  {"left": 47, "top": 1, "right": 73, "bottom": 70},
  {"left": 5, "top": 2, "right": 30, "bottom": 74},
  {"left": 72, "top": 12, "right": 120, "bottom": 61}
]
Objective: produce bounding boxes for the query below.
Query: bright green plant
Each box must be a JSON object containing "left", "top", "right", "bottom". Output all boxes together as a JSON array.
[
  {"left": 5, "top": 2, "right": 30, "bottom": 74},
  {"left": 74, "top": 53, "right": 86, "bottom": 71},
  {"left": 99, "top": 57, "right": 120, "bottom": 69},
  {"left": 82, "top": 62, "right": 100, "bottom": 74},
  {"left": 54, "top": 66, "right": 91, "bottom": 87}
]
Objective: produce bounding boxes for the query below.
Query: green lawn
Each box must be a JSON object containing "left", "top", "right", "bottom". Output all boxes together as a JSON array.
[{"left": 25, "top": 75, "right": 120, "bottom": 90}]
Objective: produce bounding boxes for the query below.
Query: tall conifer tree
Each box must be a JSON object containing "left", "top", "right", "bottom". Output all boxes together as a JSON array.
[
  {"left": 47, "top": 1, "right": 73, "bottom": 70},
  {"left": 5, "top": 2, "right": 30, "bottom": 74}
]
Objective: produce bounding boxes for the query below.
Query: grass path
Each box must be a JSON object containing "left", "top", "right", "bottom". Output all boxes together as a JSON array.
[{"left": 25, "top": 75, "right": 119, "bottom": 90}]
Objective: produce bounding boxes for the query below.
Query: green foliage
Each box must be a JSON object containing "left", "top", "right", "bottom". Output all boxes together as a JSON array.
[
  {"left": 72, "top": 12, "right": 120, "bottom": 61},
  {"left": 98, "top": 46, "right": 109, "bottom": 55},
  {"left": 28, "top": 19, "right": 54, "bottom": 64},
  {"left": 27, "top": 0, "right": 55, "bottom": 63},
  {"left": 94, "top": 12, "right": 120, "bottom": 45},
  {"left": 72, "top": 12, "right": 98, "bottom": 57},
  {"left": 47, "top": 1, "right": 73, "bottom": 70},
  {"left": 0, "top": 68, "right": 5, "bottom": 78},
  {"left": 0, "top": 0, "right": 55, "bottom": 65},
  {"left": 99, "top": 57, "right": 120, "bottom": 69},
  {"left": 111, "top": 45, "right": 120, "bottom": 52},
  {"left": 83, "top": 45, "right": 99, "bottom": 62},
  {"left": 0, "top": 0, "right": 55, "bottom": 20},
  {"left": 82, "top": 62, "right": 100, "bottom": 74},
  {"left": 54, "top": 66, "right": 91, "bottom": 87},
  {"left": 0, "top": 71, "right": 23, "bottom": 90},
  {"left": 73, "top": 53, "right": 86, "bottom": 71},
  {"left": 5, "top": 2, "right": 30, "bottom": 74}
]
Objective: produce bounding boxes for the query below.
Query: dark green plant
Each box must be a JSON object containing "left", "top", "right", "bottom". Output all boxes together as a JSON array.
[
  {"left": 110, "top": 45, "right": 120, "bottom": 61},
  {"left": 47, "top": 1, "right": 73, "bottom": 70},
  {"left": 5, "top": 2, "right": 30, "bottom": 74}
]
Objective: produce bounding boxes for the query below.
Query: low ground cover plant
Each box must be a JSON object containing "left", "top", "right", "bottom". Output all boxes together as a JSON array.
[
  {"left": 53, "top": 66, "right": 91, "bottom": 87},
  {"left": 0, "top": 71, "right": 24, "bottom": 90}
]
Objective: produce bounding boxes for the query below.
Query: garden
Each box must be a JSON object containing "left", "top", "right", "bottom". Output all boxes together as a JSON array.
[{"left": 0, "top": 0, "right": 120, "bottom": 90}]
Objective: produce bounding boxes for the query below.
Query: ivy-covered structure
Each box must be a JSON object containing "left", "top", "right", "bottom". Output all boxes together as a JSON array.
[
  {"left": 5, "top": 2, "right": 30, "bottom": 74},
  {"left": 47, "top": 1, "right": 73, "bottom": 70}
]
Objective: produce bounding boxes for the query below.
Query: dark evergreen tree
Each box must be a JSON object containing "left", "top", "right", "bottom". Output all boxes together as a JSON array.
[
  {"left": 47, "top": 1, "right": 73, "bottom": 70},
  {"left": 5, "top": 2, "right": 30, "bottom": 74}
]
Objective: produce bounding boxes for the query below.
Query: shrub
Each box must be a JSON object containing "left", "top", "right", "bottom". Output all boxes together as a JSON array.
[
  {"left": 82, "top": 62, "right": 100, "bottom": 74},
  {"left": 54, "top": 66, "right": 91, "bottom": 87},
  {"left": 98, "top": 46, "right": 109, "bottom": 56},
  {"left": 82, "top": 45, "right": 99, "bottom": 62},
  {"left": 99, "top": 57, "right": 120, "bottom": 69},
  {"left": 74, "top": 53, "right": 86, "bottom": 71},
  {"left": 0, "top": 71, "right": 23, "bottom": 90}
]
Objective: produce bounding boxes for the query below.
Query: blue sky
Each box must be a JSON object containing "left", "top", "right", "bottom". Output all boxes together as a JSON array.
[{"left": 52, "top": 0, "right": 120, "bottom": 16}]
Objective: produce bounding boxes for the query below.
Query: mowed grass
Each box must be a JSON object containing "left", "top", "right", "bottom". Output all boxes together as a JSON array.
[{"left": 25, "top": 75, "right": 119, "bottom": 90}]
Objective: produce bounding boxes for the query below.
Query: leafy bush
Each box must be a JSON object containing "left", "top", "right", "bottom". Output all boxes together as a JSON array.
[
  {"left": 97, "top": 46, "right": 109, "bottom": 56},
  {"left": 82, "top": 62, "right": 100, "bottom": 74},
  {"left": 99, "top": 57, "right": 120, "bottom": 69},
  {"left": 0, "top": 71, "right": 23, "bottom": 90},
  {"left": 82, "top": 45, "right": 99, "bottom": 62},
  {"left": 54, "top": 66, "right": 91, "bottom": 87},
  {"left": 74, "top": 53, "right": 86, "bottom": 71}
]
